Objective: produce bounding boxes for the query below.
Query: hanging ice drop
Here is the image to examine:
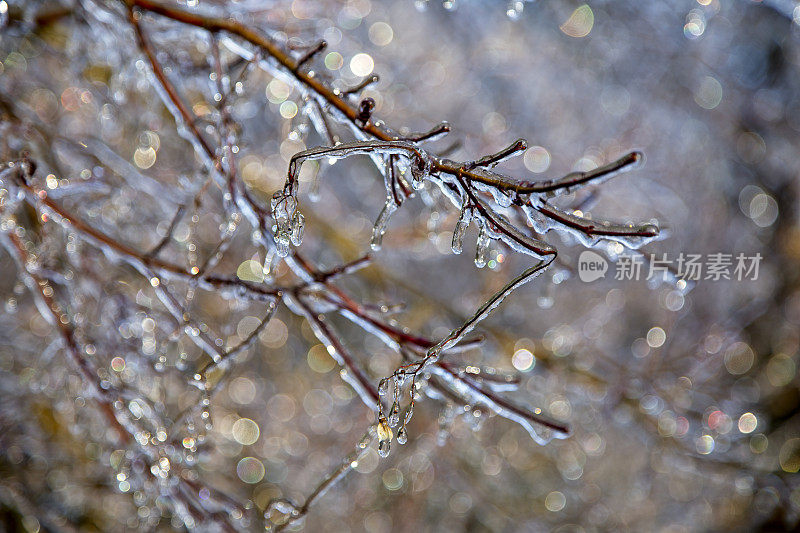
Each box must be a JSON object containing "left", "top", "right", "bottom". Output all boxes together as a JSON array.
[{"left": 396, "top": 426, "right": 408, "bottom": 445}]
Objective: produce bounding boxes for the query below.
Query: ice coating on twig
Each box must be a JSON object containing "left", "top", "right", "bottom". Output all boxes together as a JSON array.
[
  {"left": 467, "top": 139, "right": 527, "bottom": 170},
  {"left": 0, "top": 3, "right": 677, "bottom": 528}
]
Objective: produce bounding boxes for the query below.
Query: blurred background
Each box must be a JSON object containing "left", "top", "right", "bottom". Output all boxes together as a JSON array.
[{"left": 1, "top": 0, "right": 800, "bottom": 531}]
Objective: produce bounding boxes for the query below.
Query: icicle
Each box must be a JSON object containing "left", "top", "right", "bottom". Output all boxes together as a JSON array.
[
  {"left": 475, "top": 223, "right": 490, "bottom": 268},
  {"left": 403, "top": 404, "right": 414, "bottom": 425},
  {"left": 451, "top": 204, "right": 471, "bottom": 255},
  {"left": 388, "top": 401, "right": 400, "bottom": 428},
  {"left": 370, "top": 200, "right": 396, "bottom": 251}
]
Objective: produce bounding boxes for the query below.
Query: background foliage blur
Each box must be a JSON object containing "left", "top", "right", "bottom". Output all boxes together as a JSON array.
[{"left": 2, "top": 0, "right": 800, "bottom": 531}]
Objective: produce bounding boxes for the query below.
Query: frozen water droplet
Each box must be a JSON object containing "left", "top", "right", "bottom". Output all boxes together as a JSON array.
[
  {"left": 396, "top": 426, "right": 408, "bottom": 444},
  {"left": 378, "top": 378, "right": 390, "bottom": 396}
]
